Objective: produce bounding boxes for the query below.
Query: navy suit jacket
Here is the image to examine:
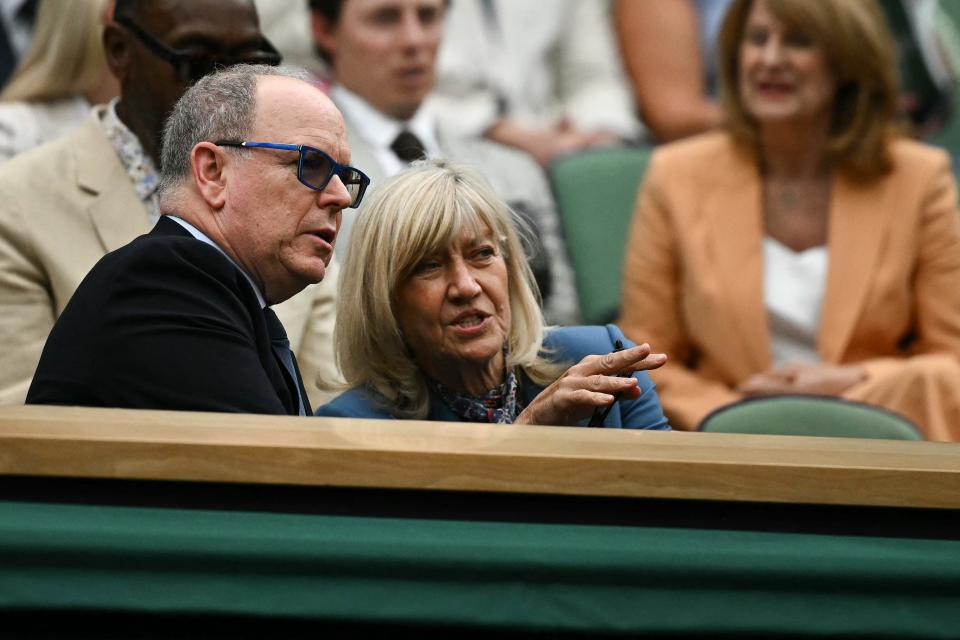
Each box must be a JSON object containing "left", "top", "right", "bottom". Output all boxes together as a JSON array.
[
  {"left": 316, "top": 325, "right": 670, "bottom": 429},
  {"left": 27, "top": 216, "right": 310, "bottom": 415}
]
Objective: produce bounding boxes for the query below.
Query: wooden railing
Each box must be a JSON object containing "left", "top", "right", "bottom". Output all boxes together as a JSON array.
[{"left": 0, "top": 404, "right": 958, "bottom": 508}]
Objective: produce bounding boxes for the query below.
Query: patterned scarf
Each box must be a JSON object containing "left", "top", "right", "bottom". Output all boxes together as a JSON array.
[{"left": 431, "top": 363, "right": 522, "bottom": 424}]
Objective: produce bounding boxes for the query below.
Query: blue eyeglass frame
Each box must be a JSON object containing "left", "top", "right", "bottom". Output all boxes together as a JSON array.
[{"left": 215, "top": 141, "right": 371, "bottom": 209}]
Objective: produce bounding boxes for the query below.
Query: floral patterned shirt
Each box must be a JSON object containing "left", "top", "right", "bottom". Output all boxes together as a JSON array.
[{"left": 99, "top": 98, "right": 160, "bottom": 224}]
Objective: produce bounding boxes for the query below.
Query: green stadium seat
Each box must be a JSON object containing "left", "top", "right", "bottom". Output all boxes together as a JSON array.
[
  {"left": 697, "top": 395, "right": 923, "bottom": 440},
  {"left": 549, "top": 146, "right": 652, "bottom": 325}
]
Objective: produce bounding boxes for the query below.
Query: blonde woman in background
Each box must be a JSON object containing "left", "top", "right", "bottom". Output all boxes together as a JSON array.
[{"left": 0, "top": 0, "right": 117, "bottom": 162}]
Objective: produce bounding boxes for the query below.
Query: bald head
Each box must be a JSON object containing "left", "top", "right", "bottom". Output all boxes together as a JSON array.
[
  {"left": 253, "top": 75, "right": 349, "bottom": 165},
  {"left": 158, "top": 64, "right": 314, "bottom": 200}
]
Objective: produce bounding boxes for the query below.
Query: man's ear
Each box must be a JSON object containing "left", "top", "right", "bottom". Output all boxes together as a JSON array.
[
  {"left": 310, "top": 11, "right": 339, "bottom": 60},
  {"left": 191, "top": 142, "right": 229, "bottom": 210},
  {"left": 102, "top": 23, "right": 131, "bottom": 83}
]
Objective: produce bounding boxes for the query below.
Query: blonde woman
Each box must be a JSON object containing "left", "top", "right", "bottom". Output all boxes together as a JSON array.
[
  {"left": 317, "top": 160, "right": 669, "bottom": 429},
  {"left": 0, "top": 0, "right": 117, "bottom": 162},
  {"left": 619, "top": 0, "right": 960, "bottom": 439}
]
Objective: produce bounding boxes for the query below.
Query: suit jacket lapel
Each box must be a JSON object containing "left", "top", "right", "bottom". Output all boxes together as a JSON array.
[
  {"left": 704, "top": 146, "right": 770, "bottom": 374},
  {"left": 154, "top": 217, "right": 301, "bottom": 415},
  {"left": 818, "top": 173, "right": 891, "bottom": 362},
  {"left": 72, "top": 113, "right": 151, "bottom": 253}
]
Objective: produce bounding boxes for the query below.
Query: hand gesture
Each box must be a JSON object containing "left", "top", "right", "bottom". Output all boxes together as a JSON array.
[{"left": 515, "top": 343, "right": 666, "bottom": 426}]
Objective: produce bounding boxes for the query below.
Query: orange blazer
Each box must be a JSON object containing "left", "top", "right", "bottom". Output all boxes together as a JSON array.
[{"left": 619, "top": 131, "right": 960, "bottom": 430}]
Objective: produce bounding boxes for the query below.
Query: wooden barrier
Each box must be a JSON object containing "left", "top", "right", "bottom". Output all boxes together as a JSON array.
[
  {"left": 1, "top": 404, "right": 958, "bottom": 508},
  {"left": 2, "top": 405, "right": 960, "bottom": 637}
]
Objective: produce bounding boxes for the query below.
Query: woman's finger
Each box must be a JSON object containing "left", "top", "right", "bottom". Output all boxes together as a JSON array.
[
  {"left": 568, "top": 388, "right": 617, "bottom": 407},
  {"left": 573, "top": 343, "right": 653, "bottom": 375},
  {"left": 562, "top": 374, "right": 640, "bottom": 395},
  {"left": 631, "top": 353, "right": 667, "bottom": 371}
]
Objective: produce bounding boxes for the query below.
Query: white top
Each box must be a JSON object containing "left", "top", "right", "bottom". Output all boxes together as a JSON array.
[
  {"left": 330, "top": 84, "right": 442, "bottom": 179},
  {"left": 763, "top": 236, "right": 829, "bottom": 368},
  {"left": 0, "top": 95, "right": 90, "bottom": 163}
]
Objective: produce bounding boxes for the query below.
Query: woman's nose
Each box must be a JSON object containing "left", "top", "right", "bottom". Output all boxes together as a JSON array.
[
  {"left": 760, "top": 38, "right": 785, "bottom": 65},
  {"left": 448, "top": 262, "right": 482, "bottom": 300}
]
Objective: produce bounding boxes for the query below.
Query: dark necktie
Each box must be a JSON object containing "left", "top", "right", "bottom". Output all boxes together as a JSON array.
[
  {"left": 390, "top": 129, "right": 426, "bottom": 164},
  {"left": 263, "top": 307, "right": 306, "bottom": 416}
]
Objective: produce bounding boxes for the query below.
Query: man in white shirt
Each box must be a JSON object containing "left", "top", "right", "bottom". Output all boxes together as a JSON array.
[
  {"left": 433, "top": 0, "right": 641, "bottom": 166},
  {"left": 309, "top": 0, "right": 579, "bottom": 324}
]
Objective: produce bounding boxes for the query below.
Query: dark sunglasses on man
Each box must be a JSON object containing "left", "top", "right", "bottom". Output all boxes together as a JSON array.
[
  {"left": 215, "top": 141, "right": 371, "bottom": 209},
  {"left": 114, "top": 14, "right": 282, "bottom": 85}
]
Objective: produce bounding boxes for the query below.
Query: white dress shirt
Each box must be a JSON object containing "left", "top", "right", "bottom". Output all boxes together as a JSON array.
[{"left": 330, "top": 85, "right": 442, "bottom": 179}]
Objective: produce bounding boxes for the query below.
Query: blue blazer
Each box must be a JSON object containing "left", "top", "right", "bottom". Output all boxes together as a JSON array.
[{"left": 316, "top": 325, "right": 670, "bottom": 429}]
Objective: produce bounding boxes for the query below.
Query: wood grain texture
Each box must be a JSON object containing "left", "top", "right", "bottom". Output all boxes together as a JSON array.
[{"left": 1, "top": 405, "right": 958, "bottom": 508}]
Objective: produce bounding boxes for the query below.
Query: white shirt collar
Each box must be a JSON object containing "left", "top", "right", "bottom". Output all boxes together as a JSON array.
[
  {"left": 165, "top": 215, "right": 267, "bottom": 309},
  {"left": 330, "top": 84, "right": 441, "bottom": 173}
]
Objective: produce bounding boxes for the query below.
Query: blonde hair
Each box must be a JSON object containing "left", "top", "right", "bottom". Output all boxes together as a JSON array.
[
  {"left": 718, "top": 0, "right": 900, "bottom": 178},
  {"left": 1, "top": 0, "right": 110, "bottom": 103},
  {"left": 334, "top": 159, "right": 556, "bottom": 419}
]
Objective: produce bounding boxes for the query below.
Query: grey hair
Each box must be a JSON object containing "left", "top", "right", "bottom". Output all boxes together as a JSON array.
[{"left": 158, "top": 64, "right": 312, "bottom": 202}]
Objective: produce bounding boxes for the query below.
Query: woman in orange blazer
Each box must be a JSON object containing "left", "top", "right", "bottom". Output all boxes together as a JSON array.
[{"left": 619, "top": 0, "right": 960, "bottom": 439}]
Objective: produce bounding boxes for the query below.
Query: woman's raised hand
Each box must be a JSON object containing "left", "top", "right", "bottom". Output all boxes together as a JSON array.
[{"left": 515, "top": 344, "right": 667, "bottom": 426}]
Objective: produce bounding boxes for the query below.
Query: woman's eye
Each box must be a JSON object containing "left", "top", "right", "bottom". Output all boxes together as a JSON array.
[
  {"left": 785, "top": 31, "right": 813, "bottom": 47},
  {"left": 473, "top": 246, "right": 497, "bottom": 261},
  {"left": 745, "top": 28, "right": 768, "bottom": 46},
  {"left": 414, "top": 260, "right": 441, "bottom": 274}
]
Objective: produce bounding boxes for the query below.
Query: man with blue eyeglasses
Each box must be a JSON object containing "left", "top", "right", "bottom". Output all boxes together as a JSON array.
[
  {"left": 27, "top": 64, "right": 363, "bottom": 414},
  {"left": 0, "top": 0, "right": 344, "bottom": 409}
]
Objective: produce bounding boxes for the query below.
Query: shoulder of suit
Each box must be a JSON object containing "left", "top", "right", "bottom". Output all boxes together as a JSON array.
[
  {"left": 316, "top": 385, "right": 395, "bottom": 419},
  {"left": 886, "top": 136, "right": 951, "bottom": 174},
  {"left": 649, "top": 130, "right": 745, "bottom": 172},
  {"left": 442, "top": 130, "right": 552, "bottom": 208},
  {"left": 439, "top": 124, "right": 543, "bottom": 176},
  {"left": 86, "top": 229, "right": 265, "bottom": 324},
  {"left": 105, "top": 229, "right": 238, "bottom": 281},
  {"left": 541, "top": 324, "right": 619, "bottom": 362}
]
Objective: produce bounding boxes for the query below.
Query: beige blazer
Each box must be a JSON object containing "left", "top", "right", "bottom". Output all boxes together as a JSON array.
[
  {"left": 0, "top": 111, "right": 339, "bottom": 407},
  {"left": 619, "top": 131, "right": 960, "bottom": 430}
]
